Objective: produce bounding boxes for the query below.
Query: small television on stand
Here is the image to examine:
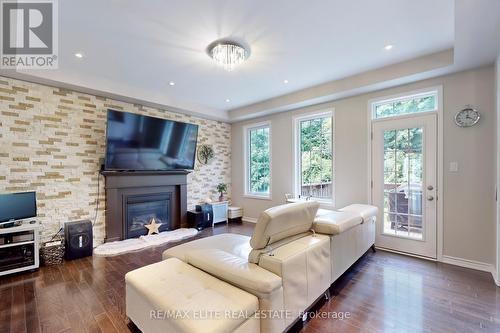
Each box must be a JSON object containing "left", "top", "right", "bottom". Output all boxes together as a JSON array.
[
  {"left": 0, "top": 191, "right": 40, "bottom": 277},
  {"left": 0, "top": 191, "right": 37, "bottom": 228}
]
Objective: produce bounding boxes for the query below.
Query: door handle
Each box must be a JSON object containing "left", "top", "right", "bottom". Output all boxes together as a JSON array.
[
  {"left": 427, "top": 185, "right": 434, "bottom": 191},
  {"left": 427, "top": 195, "right": 434, "bottom": 201}
]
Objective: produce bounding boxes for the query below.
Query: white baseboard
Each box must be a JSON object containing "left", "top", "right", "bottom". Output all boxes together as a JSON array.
[
  {"left": 441, "top": 255, "right": 494, "bottom": 273},
  {"left": 376, "top": 249, "right": 499, "bottom": 287},
  {"left": 376, "top": 246, "right": 437, "bottom": 262},
  {"left": 242, "top": 216, "right": 257, "bottom": 223},
  {"left": 441, "top": 256, "right": 499, "bottom": 286},
  {"left": 492, "top": 269, "right": 499, "bottom": 287}
]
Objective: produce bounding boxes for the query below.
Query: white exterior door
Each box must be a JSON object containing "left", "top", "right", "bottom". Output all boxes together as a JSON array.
[{"left": 372, "top": 114, "right": 437, "bottom": 258}]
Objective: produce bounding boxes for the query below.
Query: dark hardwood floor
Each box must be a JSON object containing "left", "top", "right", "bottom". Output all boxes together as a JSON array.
[{"left": 1, "top": 222, "right": 499, "bottom": 333}]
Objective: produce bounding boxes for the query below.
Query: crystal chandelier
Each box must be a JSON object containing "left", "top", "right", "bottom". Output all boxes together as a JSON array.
[{"left": 209, "top": 41, "right": 249, "bottom": 71}]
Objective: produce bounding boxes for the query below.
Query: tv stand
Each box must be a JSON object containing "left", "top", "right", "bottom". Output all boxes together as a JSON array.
[{"left": 0, "top": 221, "right": 40, "bottom": 277}]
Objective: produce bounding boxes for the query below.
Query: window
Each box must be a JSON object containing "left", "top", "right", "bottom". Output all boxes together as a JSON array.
[
  {"left": 245, "top": 123, "right": 271, "bottom": 198},
  {"left": 372, "top": 91, "right": 437, "bottom": 119},
  {"left": 295, "top": 112, "right": 333, "bottom": 202}
]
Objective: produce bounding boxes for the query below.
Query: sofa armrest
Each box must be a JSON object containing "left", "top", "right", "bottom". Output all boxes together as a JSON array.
[
  {"left": 185, "top": 249, "right": 282, "bottom": 297},
  {"left": 338, "top": 204, "right": 378, "bottom": 221}
]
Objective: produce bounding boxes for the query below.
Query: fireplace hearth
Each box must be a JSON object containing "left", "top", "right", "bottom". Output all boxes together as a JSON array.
[{"left": 101, "top": 170, "right": 189, "bottom": 242}]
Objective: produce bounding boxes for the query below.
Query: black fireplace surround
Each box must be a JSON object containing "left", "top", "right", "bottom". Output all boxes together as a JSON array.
[{"left": 101, "top": 170, "right": 189, "bottom": 242}]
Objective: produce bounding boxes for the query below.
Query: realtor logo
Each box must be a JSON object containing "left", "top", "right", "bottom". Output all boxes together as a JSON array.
[{"left": 1, "top": 0, "right": 58, "bottom": 69}]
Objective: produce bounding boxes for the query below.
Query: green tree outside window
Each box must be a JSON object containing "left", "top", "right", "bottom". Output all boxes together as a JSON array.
[
  {"left": 248, "top": 126, "right": 270, "bottom": 194},
  {"left": 299, "top": 116, "right": 332, "bottom": 199}
]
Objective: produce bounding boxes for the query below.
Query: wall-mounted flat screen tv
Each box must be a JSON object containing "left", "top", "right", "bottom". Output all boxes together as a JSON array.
[{"left": 104, "top": 110, "right": 199, "bottom": 171}]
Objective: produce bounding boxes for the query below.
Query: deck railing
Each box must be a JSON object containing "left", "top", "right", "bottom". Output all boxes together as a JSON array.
[{"left": 300, "top": 182, "right": 332, "bottom": 199}]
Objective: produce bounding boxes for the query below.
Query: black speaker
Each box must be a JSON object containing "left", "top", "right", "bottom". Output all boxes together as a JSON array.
[
  {"left": 187, "top": 204, "right": 213, "bottom": 230},
  {"left": 64, "top": 220, "right": 93, "bottom": 260},
  {"left": 200, "top": 204, "right": 213, "bottom": 229}
]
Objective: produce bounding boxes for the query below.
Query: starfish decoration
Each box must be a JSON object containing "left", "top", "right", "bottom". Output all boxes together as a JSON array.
[{"left": 144, "top": 217, "right": 162, "bottom": 235}]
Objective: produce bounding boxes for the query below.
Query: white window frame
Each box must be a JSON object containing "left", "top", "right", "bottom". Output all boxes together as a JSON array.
[
  {"left": 243, "top": 121, "right": 272, "bottom": 200},
  {"left": 371, "top": 89, "right": 439, "bottom": 121},
  {"left": 293, "top": 110, "right": 335, "bottom": 206}
]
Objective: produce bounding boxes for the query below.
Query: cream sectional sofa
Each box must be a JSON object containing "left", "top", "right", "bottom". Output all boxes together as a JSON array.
[{"left": 125, "top": 201, "right": 377, "bottom": 333}]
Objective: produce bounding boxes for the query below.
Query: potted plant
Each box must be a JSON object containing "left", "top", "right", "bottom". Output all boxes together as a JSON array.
[{"left": 216, "top": 183, "right": 227, "bottom": 202}]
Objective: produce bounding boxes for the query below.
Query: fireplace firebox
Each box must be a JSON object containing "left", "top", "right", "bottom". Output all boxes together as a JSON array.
[
  {"left": 125, "top": 193, "right": 171, "bottom": 239},
  {"left": 101, "top": 170, "right": 189, "bottom": 242}
]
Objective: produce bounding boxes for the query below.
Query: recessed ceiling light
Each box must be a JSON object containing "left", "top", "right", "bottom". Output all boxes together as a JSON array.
[
  {"left": 384, "top": 44, "right": 394, "bottom": 51},
  {"left": 74, "top": 52, "right": 84, "bottom": 58},
  {"left": 168, "top": 81, "right": 175, "bottom": 86},
  {"left": 283, "top": 79, "right": 289, "bottom": 84},
  {"left": 225, "top": 99, "right": 231, "bottom": 103}
]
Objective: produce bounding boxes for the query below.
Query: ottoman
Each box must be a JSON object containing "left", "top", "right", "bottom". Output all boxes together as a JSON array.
[{"left": 126, "top": 258, "right": 260, "bottom": 333}]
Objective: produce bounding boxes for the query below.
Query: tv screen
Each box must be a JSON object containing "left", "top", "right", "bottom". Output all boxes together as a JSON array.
[
  {"left": 0, "top": 192, "right": 37, "bottom": 223},
  {"left": 105, "top": 110, "right": 199, "bottom": 171}
]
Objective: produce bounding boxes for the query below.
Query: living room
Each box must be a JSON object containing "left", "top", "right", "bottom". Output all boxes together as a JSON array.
[{"left": 1, "top": 1, "right": 500, "bottom": 332}]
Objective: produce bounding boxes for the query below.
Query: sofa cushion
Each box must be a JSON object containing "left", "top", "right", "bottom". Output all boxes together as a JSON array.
[
  {"left": 250, "top": 201, "right": 319, "bottom": 250},
  {"left": 313, "top": 210, "right": 362, "bottom": 235},
  {"left": 316, "top": 208, "right": 334, "bottom": 217},
  {"left": 163, "top": 233, "right": 252, "bottom": 262},
  {"left": 126, "top": 258, "right": 258, "bottom": 333},
  {"left": 185, "top": 249, "right": 282, "bottom": 297}
]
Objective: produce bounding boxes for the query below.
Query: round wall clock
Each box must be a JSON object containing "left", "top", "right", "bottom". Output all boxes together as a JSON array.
[
  {"left": 197, "top": 144, "right": 215, "bottom": 165},
  {"left": 454, "top": 106, "right": 480, "bottom": 127}
]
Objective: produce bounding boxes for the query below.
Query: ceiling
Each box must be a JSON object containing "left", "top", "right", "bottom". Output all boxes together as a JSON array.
[{"left": 2, "top": 0, "right": 500, "bottom": 122}]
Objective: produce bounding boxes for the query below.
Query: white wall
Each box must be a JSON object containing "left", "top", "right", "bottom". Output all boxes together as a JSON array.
[
  {"left": 496, "top": 55, "right": 500, "bottom": 285},
  {"left": 232, "top": 66, "right": 496, "bottom": 265}
]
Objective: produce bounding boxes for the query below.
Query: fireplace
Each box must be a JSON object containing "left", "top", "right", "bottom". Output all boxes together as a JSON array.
[
  {"left": 125, "top": 193, "right": 171, "bottom": 239},
  {"left": 101, "top": 170, "right": 189, "bottom": 242}
]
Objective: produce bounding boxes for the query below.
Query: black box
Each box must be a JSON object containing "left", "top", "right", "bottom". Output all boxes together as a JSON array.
[
  {"left": 64, "top": 220, "right": 93, "bottom": 260},
  {"left": 188, "top": 204, "right": 213, "bottom": 230}
]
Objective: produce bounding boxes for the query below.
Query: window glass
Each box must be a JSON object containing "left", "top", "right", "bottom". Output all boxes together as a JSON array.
[
  {"left": 247, "top": 125, "right": 270, "bottom": 196},
  {"left": 298, "top": 115, "right": 332, "bottom": 201},
  {"left": 374, "top": 93, "right": 437, "bottom": 119}
]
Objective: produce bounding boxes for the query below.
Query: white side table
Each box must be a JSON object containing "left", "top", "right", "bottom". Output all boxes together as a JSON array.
[
  {"left": 228, "top": 206, "right": 243, "bottom": 223},
  {"left": 210, "top": 201, "right": 229, "bottom": 227}
]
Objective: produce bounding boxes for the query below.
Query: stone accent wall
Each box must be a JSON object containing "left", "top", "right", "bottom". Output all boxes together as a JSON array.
[{"left": 0, "top": 76, "right": 231, "bottom": 244}]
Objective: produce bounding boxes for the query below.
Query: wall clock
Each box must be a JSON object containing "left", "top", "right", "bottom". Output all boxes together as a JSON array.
[
  {"left": 197, "top": 144, "right": 215, "bottom": 165},
  {"left": 454, "top": 106, "right": 480, "bottom": 127}
]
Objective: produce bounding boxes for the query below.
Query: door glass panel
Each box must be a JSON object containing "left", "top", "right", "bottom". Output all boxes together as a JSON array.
[
  {"left": 384, "top": 152, "right": 396, "bottom": 173},
  {"left": 384, "top": 213, "right": 397, "bottom": 236},
  {"left": 395, "top": 215, "right": 409, "bottom": 237},
  {"left": 384, "top": 192, "right": 392, "bottom": 213},
  {"left": 408, "top": 216, "right": 423, "bottom": 239},
  {"left": 382, "top": 127, "right": 423, "bottom": 240}
]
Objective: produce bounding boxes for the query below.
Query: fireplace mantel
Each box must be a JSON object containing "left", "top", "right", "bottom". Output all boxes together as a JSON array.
[
  {"left": 101, "top": 170, "right": 190, "bottom": 242},
  {"left": 101, "top": 170, "right": 191, "bottom": 176}
]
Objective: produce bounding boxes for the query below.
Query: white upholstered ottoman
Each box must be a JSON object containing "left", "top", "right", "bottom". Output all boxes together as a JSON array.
[{"left": 126, "top": 258, "right": 260, "bottom": 333}]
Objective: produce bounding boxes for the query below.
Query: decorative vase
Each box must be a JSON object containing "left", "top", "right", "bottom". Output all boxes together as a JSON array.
[{"left": 219, "top": 193, "right": 224, "bottom": 202}]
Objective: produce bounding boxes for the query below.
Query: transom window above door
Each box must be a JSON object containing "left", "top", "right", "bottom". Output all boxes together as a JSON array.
[
  {"left": 294, "top": 112, "right": 334, "bottom": 203},
  {"left": 372, "top": 91, "right": 438, "bottom": 119}
]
